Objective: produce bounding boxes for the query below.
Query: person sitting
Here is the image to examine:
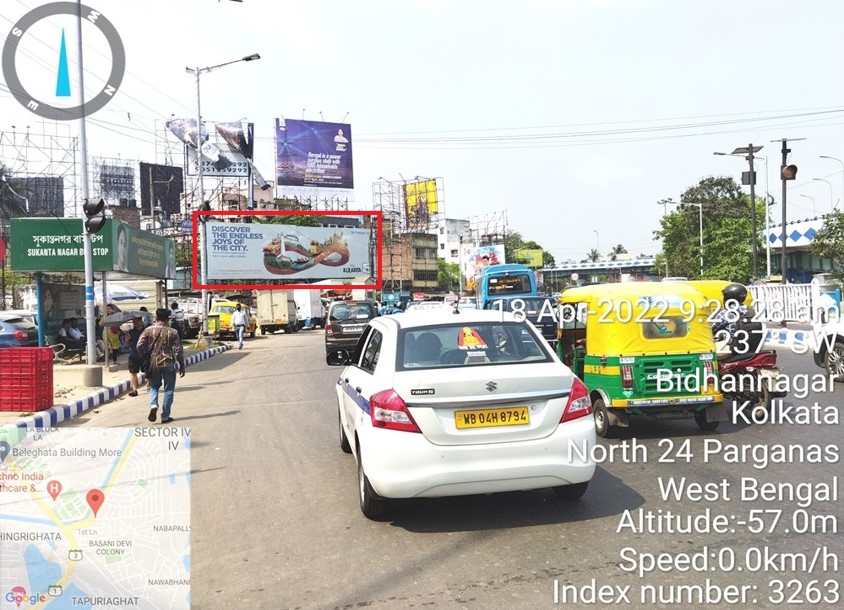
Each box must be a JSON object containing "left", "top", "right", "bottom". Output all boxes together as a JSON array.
[
  {"left": 58, "top": 318, "right": 85, "bottom": 349},
  {"left": 68, "top": 317, "right": 85, "bottom": 341},
  {"left": 414, "top": 332, "right": 442, "bottom": 364}
]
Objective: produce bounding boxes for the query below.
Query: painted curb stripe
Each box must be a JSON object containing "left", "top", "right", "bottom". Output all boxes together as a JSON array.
[{"left": 2, "top": 345, "right": 232, "bottom": 433}]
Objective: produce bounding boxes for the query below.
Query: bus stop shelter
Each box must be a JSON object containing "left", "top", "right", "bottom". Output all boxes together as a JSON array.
[{"left": 8, "top": 218, "right": 176, "bottom": 356}]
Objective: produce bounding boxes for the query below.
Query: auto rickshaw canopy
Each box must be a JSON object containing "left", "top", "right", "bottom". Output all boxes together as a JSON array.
[{"left": 560, "top": 282, "right": 718, "bottom": 357}]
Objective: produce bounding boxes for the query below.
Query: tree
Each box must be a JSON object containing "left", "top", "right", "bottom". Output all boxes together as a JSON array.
[
  {"left": 437, "top": 259, "right": 460, "bottom": 292},
  {"left": 587, "top": 249, "right": 600, "bottom": 262},
  {"left": 811, "top": 209, "right": 844, "bottom": 283},
  {"left": 610, "top": 244, "right": 627, "bottom": 261},
  {"left": 654, "top": 176, "right": 764, "bottom": 282},
  {"left": 504, "top": 231, "right": 555, "bottom": 267}
]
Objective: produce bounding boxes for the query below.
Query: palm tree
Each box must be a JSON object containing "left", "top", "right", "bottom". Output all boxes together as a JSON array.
[
  {"left": 587, "top": 248, "right": 600, "bottom": 262},
  {"left": 610, "top": 244, "right": 628, "bottom": 261}
]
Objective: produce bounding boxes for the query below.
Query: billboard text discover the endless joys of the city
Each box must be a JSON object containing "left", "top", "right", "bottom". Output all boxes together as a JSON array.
[{"left": 203, "top": 217, "right": 373, "bottom": 284}]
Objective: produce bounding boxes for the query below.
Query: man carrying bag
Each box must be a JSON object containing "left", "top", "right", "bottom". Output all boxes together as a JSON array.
[{"left": 137, "top": 308, "right": 186, "bottom": 424}]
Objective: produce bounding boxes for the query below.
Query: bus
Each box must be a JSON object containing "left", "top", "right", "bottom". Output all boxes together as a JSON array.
[{"left": 474, "top": 264, "right": 538, "bottom": 309}]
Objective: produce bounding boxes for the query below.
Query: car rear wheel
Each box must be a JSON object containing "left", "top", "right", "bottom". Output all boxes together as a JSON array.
[
  {"left": 339, "top": 410, "right": 352, "bottom": 454},
  {"left": 824, "top": 339, "right": 844, "bottom": 382},
  {"left": 694, "top": 409, "right": 720, "bottom": 431},
  {"left": 592, "top": 398, "right": 612, "bottom": 438},
  {"left": 358, "top": 450, "right": 388, "bottom": 520},
  {"left": 552, "top": 482, "right": 588, "bottom": 500}
]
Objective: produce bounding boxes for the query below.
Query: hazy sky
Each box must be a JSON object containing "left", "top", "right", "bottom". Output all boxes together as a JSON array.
[{"left": 2, "top": 0, "right": 844, "bottom": 263}]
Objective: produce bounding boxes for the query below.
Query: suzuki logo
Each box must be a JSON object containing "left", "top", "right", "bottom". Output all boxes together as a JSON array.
[{"left": 485, "top": 381, "right": 498, "bottom": 392}]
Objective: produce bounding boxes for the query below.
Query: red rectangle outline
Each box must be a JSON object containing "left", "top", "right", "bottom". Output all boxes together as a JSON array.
[{"left": 191, "top": 210, "right": 383, "bottom": 291}]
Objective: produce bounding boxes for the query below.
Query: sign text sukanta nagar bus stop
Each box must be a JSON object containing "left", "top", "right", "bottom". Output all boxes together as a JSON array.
[{"left": 9, "top": 218, "right": 175, "bottom": 278}]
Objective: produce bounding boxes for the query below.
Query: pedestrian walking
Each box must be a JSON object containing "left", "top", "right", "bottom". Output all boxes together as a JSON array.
[
  {"left": 137, "top": 308, "right": 185, "bottom": 424},
  {"left": 125, "top": 316, "right": 144, "bottom": 397},
  {"left": 232, "top": 303, "right": 248, "bottom": 350}
]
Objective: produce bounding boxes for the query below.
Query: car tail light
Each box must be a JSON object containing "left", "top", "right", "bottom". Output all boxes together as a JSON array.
[
  {"left": 326, "top": 323, "right": 335, "bottom": 336},
  {"left": 561, "top": 377, "right": 592, "bottom": 423},
  {"left": 621, "top": 365, "right": 634, "bottom": 390},
  {"left": 13, "top": 330, "right": 28, "bottom": 342},
  {"left": 370, "top": 389, "right": 421, "bottom": 433}
]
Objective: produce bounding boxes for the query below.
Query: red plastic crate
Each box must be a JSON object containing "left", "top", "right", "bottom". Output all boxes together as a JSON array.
[{"left": 0, "top": 347, "right": 54, "bottom": 411}]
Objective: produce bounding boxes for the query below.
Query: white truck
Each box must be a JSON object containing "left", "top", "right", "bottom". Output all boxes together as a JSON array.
[
  {"left": 293, "top": 290, "right": 326, "bottom": 330},
  {"left": 256, "top": 290, "right": 298, "bottom": 334}
]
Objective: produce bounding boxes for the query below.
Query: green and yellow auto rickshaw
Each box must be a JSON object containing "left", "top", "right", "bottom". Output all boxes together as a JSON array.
[{"left": 558, "top": 283, "right": 724, "bottom": 437}]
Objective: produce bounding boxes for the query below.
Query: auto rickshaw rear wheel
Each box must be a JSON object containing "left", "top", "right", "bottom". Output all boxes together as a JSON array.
[
  {"left": 694, "top": 409, "right": 720, "bottom": 431},
  {"left": 592, "top": 398, "right": 612, "bottom": 438}
]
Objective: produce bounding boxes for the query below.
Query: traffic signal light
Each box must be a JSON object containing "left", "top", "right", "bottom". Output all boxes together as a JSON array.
[
  {"left": 781, "top": 165, "right": 798, "bottom": 180},
  {"left": 83, "top": 198, "right": 106, "bottom": 234}
]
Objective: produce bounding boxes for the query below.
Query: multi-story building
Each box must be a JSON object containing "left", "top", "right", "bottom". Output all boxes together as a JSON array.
[
  {"left": 437, "top": 218, "right": 471, "bottom": 264},
  {"left": 381, "top": 232, "right": 439, "bottom": 292}
]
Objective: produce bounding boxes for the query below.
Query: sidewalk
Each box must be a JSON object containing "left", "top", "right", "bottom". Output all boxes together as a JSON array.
[{"left": 0, "top": 341, "right": 232, "bottom": 431}]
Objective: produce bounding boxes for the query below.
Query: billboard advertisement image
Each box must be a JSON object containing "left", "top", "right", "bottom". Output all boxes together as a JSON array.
[
  {"left": 275, "top": 119, "right": 354, "bottom": 191},
  {"left": 167, "top": 119, "right": 266, "bottom": 183},
  {"left": 462, "top": 244, "right": 506, "bottom": 289},
  {"left": 403, "top": 179, "right": 438, "bottom": 227},
  {"left": 204, "top": 218, "right": 372, "bottom": 282}
]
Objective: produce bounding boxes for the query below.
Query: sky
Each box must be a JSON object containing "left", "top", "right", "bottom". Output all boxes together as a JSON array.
[{"left": 2, "top": 0, "right": 844, "bottom": 264}]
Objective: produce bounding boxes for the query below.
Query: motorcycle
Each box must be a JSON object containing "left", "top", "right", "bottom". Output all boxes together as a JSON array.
[{"left": 718, "top": 350, "right": 788, "bottom": 419}]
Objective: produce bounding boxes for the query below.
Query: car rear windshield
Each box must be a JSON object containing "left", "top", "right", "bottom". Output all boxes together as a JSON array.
[
  {"left": 212, "top": 306, "right": 236, "bottom": 314},
  {"left": 0, "top": 317, "right": 36, "bottom": 330},
  {"left": 399, "top": 322, "right": 551, "bottom": 369},
  {"left": 330, "top": 303, "right": 375, "bottom": 321}
]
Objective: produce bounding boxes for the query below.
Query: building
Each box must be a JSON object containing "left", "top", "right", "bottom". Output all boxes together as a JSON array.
[
  {"left": 766, "top": 216, "right": 836, "bottom": 283},
  {"left": 437, "top": 218, "right": 470, "bottom": 265},
  {"left": 382, "top": 232, "right": 438, "bottom": 291}
]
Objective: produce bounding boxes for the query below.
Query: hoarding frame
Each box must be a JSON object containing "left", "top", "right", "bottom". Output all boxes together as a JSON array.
[{"left": 192, "top": 210, "right": 382, "bottom": 291}]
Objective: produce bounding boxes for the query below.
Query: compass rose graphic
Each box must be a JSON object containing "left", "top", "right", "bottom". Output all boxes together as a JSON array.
[{"left": 1, "top": 2, "right": 125, "bottom": 120}]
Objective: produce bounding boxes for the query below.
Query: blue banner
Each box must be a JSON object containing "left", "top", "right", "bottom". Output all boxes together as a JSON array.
[{"left": 275, "top": 119, "right": 354, "bottom": 190}]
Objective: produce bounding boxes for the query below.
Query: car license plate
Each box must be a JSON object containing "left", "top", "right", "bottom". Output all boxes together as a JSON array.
[
  {"left": 345, "top": 325, "right": 364, "bottom": 332},
  {"left": 455, "top": 406, "right": 530, "bottom": 429}
]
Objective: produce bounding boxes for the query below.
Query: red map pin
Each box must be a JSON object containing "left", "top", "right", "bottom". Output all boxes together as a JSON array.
[
  {"left": 86, "top": 489, "right": 104, "bottom": 517},
  {"left": 46, "top": 480, "right": 62, "bottom": 501}
]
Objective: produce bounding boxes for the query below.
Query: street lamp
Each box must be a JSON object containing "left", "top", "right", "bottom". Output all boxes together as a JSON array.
[
  {"left": 812, "top": 177, "right": 834, "bottom": 211},
  {"left": 593, "top": 230, "right": 600, "bottom": 258},
  {"left": 186, "top": 53, "right": 260, "bottom": 337},
  {"left": 714, "top": 144, "right": 763, "bottom": 279},
  {"left": 819, "top": 155, "right": 844, "bottom": 210},
  {"left": 799, "top": 194, "right": 816, "bottom": 216}
]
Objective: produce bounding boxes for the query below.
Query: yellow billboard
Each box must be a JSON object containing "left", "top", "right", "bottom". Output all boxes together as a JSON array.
[
  {"left": 515, "top": 248, "right": 543, "bottom": 268},
  {"left": 404, "top": 179, "right": 438, "bottom": 226}
]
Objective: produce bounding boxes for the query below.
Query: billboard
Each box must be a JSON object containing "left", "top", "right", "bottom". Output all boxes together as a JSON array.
[
  {"left": 9, "top": 218, "right": 175, "bottom": 278},
  {"left": 514, "top": 248, "right": 543, "bottom": 268},
  {"left": 403, "top": 179, "right": 438, "bottom": 227},
  {"left": 195, "top": 211, "right": 381, "bottom": 290},
  {"left": 275, "top": 119, "right": 354, "bottom": 191},
  {"left": 167, "top": 119, "right": 263, "bottom": 180},
  {"left": 462, "top": 244, "right": 506, "bottom": 289},
  {"left": 97, "top": 163, "right": 135, "bottom": 200},
  {"left": 19, "top": 176, "right": 64, "bottom": 216},
  {"left": 139, "top": 163, "right": 184, "bottom": 216}
]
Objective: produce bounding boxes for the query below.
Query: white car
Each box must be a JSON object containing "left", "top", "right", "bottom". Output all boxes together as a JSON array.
[{"left": 327, "top": 309, "right": 596, "bottom": 519}]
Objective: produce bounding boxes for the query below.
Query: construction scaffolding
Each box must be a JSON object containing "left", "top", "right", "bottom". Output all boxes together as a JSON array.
[
  {"left": 0, "top": 123, "right": 79, "bottom": 217},
  {"left": 469, "top": 210, "right": 508, "bottom": 248}
]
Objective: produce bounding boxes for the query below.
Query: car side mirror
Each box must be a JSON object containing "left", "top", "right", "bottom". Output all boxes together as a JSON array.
[{"left": 326, "top": 350, "right": 352, "bottom": 366}]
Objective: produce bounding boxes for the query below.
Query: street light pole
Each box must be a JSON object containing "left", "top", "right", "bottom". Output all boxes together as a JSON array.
[
  {"left": 663, "top": 199, "right": 703, "bottom": 277},
  {"left": 593, "top": 230, "right": 600, "bottom": 258},
  {"left": 819, "top": 155, "right": 844, "bottom": 210},
  {"left": 799, "top": 194, "right": 816, "bottom": 216},
  {"left": 812, "top": 177, "right": 834, "bottom": 211},
  {"left": 186, "top": 53, "right": 260, "bottom": 338}
]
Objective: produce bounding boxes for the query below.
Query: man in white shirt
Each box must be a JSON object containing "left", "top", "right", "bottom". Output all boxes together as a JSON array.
[
  {"left": 68, "top": 317, "right": 85, "bottom": 341},
  {"left": 231, "top": 303, "right": 248, "bottom": 350}
]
